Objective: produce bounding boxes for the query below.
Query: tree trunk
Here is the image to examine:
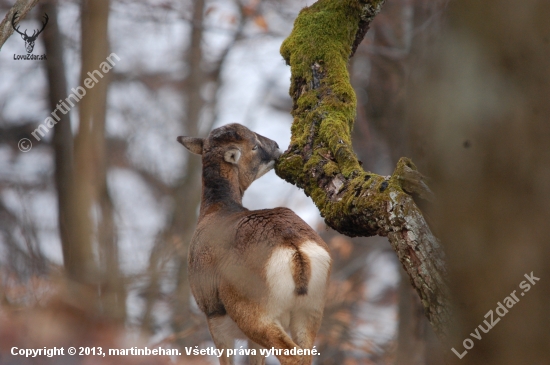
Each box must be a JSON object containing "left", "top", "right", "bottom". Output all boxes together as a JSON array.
[
  {"left": 40, "top": 1, "right": 75, "bottom": 266},
  {"left": 276, "top": 0, "right": 452, "bottom": 342},
  {"left": 407, "top": 1, "right": 550, "bottom": 364},
  {"left": 61, "top": 0, "right": 125, "bottom": 319},
  {"left": 169, "top": 0, "right": 207, "bottom": 343},
  {"left": 64, "top": 0, "right": 111, "bottom": 286}
]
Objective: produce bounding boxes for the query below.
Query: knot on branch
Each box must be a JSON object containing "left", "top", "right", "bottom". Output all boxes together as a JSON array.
[
  {"left": 392, "top": 157, "right": 435, "bottom": 202},
  {"left": 351, "top": 0, "right": 388, "bottom": 56},
  {"left": 358, "top": 0, "right": 387, "bottom": 21}
]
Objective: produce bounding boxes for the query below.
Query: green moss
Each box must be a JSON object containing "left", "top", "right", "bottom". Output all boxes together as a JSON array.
[
  {"left": 275, "top": 155, "right": 304, "bottom": 185},
  {"left": 281, "top": 1, "right": 359, "bottom": 125},
  {"left": 303, "top": 153, "right": 322, "bottom": 173},
  {"left": 322, "top": 161, "right": 339, "bottom": 176},
  {"left": 279, "top": 0, "right": 361, "bottom": 170},
  {"left": 275, "top": 0, "right": 400, "bottom": 235}
]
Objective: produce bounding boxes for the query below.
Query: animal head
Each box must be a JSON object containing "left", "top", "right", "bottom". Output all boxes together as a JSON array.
[
  {"left": 177, "top": 123, "right": 282, "bottom": 193},
  {"left": 11, "top": 12, "right": 49, "bottom": 54}
]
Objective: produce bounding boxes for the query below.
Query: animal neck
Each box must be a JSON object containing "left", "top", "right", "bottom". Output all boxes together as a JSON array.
[{"left": 199, "top": 160, "right": 245, "bottom": 217}]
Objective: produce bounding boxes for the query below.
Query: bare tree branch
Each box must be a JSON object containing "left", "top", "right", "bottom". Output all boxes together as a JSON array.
[{"left": 0, "top": 0, "right": 40, "bottom": 50}]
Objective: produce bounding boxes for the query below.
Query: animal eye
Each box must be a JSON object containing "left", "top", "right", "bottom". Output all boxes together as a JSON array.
[{"left": 252, "top": 145, "right": 258, "bottom": 150}]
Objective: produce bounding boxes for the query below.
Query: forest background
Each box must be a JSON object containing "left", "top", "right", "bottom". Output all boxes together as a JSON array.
[{"left": 0, "top": 0, "right": 548, "bottom": 364}]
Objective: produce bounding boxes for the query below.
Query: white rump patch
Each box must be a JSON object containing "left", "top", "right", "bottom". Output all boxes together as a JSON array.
[
  {"left": 265, "top": 241, "right": 331, "bottom": 327},
  {"left": 299, "top": 241, "right": 331, "bottom": 301},
  {"left": 265, "top": 247, "right": 296, "bottom": 321}
]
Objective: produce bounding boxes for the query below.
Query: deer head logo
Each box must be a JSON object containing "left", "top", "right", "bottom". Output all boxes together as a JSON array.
[{"left": 11, "top": 12, "right": 48, "bottom": 54}]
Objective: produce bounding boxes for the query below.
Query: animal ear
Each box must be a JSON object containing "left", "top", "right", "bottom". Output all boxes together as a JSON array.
[
  {"left": 177, "top": 136, "right": 203, "bottom": 155},
  {"left": 224, "top": 148, "right": 241, "bottom": 164}
]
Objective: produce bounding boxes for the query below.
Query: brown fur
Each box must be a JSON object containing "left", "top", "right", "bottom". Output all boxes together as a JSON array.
[{"left": 178, "top": 124, "right": 332, "bottom": 365}]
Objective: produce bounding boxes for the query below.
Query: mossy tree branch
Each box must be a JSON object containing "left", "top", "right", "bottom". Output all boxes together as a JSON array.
[{"left": 276, "top": 0, "right": 452, "bottom": 342}]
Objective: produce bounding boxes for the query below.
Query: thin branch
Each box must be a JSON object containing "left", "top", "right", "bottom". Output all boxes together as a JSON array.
[{"left": 0, "top": 0, "right": 40, "bottom": 50}]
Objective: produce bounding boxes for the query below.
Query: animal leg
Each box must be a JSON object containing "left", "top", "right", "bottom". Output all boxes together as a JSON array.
[
  {"left": 219, "top": 298, "right": 301, "bottom": 365},
  {"left": 247, "top": 339, "right": 266, "bottom": 365},
  {"left": 289, "top": 310, "right": 324, "bottom": 365},
  {"left": 207, "top": 316, "right": 237, "bottom": 365}
]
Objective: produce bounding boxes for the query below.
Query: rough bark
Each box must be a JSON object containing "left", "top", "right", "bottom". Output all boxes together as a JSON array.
[
  {"left": 276, "top": 0, "right": 451, "bottom": 341},
  {"left": 0, "top": 0, "right": 39, "bottom": 50},
  {"left": 395, "top": 269, "right": 427, "bottom": 365}
]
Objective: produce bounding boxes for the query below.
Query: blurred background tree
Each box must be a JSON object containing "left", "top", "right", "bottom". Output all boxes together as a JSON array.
[
  {"left": 408, "top": 1, "right": 550, "bottom": 364},
  {"left": 0, "top": 0, "right": 548, "bottom": 364}
]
